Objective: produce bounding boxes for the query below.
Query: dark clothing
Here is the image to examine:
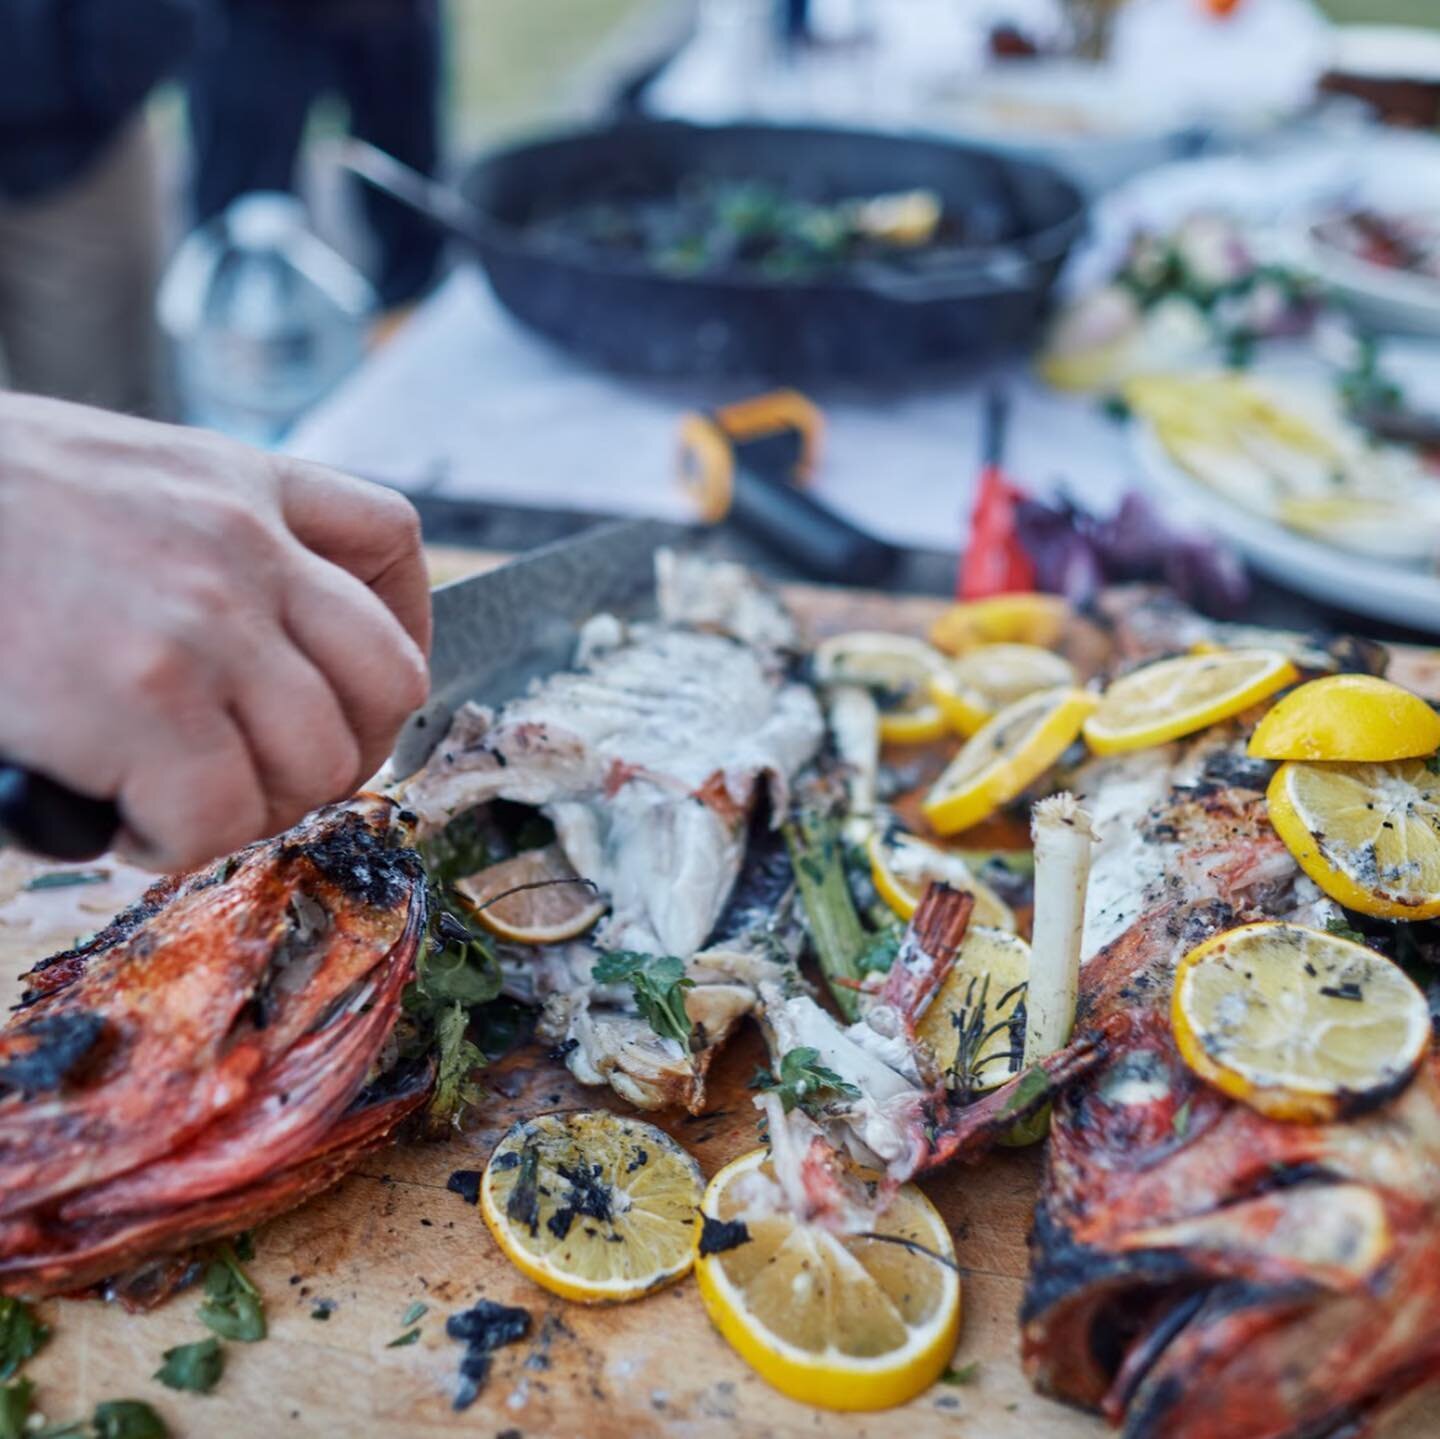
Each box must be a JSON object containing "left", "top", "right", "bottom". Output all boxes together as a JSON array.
[
  {"left": 0, "top": 0, "right": 202, "bottom": 198},
  {"left": 187, "top": 0, "right": 443, "bottom": 306}
]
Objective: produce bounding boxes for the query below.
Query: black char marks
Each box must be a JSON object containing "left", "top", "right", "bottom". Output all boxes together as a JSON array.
[
  {"left": 0, "top": 1011, "right": 105, "bottom": 1096},
  {"left": 281, "top": 810, "right": 421, "bottom": 909},
  {"left": 446, "top": 1169, "right": 482, "bottom": 1206},
  {"left": 698, "top": 1214, "right": 750, "bottom": 1257},
  {"left": 446, "top": 1299, "right": 531, "bottom": 1410}
]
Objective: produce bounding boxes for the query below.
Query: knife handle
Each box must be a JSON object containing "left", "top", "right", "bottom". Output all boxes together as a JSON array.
[{"left": 0, "top": 761, "right": 121, "bottom": 861}]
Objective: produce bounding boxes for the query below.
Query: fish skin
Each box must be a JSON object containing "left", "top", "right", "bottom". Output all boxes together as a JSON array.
[
  {"left": 0, "top": 795, "right": 429, "bottom": 1298},
  {"left": 1011, "top": 736, "right": 1440, "bottom": 1439}
]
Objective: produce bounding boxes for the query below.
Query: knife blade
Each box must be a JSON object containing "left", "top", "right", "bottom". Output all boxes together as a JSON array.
[{"left": 388, "top": 518, "right": 679, "bottom": 781}]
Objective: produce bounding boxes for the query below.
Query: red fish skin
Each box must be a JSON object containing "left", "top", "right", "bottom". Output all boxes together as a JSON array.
[
  {"left": 1019, "top": 888, "right": 1440, "bottom": 1439},
  {"left": 0, "top": 796, "right": 432, "bottom": 1297},
  {"left": 0, "top": 1062, "right": 432, "bottom": 1298}
]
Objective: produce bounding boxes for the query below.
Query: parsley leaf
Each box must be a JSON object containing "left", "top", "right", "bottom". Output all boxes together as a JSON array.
[
  {"left": 91, "top": 1400, "right": 168, "bottom": 1439},
  {"left": 0, "top": 1378, "right": 32, "bottom": 1439},
  {"left": 1325, "top": 916, "right": 1367, "bottom": 946},
  {"left": 0, "top": 1298, "right": 48, "bottom": 1380},
  {"left": 592, "top": 952, "right": 695, "bottom": 1053},
  {"left": 197, "top": 1243, "right": 265, "bottom": 1343},
  {"left": 153, "top": 1337, "right": 223, "bottom": 1394},
  {"left": 426, "top": 1003, "right": 487, "bottom": 1133},
  {"left": 942, "top": 1361, "right": 981, "bottom": 1386},
  {"left": 756, "top": 1048, "right": 860, "bottom": 1117},
  {"left": 386, "top": 1328, "right": 422, "bottom": 1348}
]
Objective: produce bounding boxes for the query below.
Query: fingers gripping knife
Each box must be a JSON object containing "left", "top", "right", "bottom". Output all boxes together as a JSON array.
[
  {"left": 677, "top": 390, "right": 897, "bottom": 585},
  {"left": 1, "top": 521, "right": 676, "bottom": 859}
]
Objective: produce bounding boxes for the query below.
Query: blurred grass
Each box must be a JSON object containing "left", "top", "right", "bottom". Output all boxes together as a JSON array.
[
  {"left": 443, "top": 0, "right": 656, "bottom": 142},
  {"left": 1319, "top": 0, "right": 1439, "bottom": 23}
]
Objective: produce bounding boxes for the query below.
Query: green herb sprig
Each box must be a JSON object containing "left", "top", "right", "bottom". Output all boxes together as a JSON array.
[
  {"left": 592, "top": 952, "right": 695, "bottom": 1053},
  {"left": 754, "top": 1048, "right": 860, "bottom": 1117},
  {"left": 154, "top": 1338, "right": 223, "bottom": 1394},
  {"left": 197, "top": 1243, "right": 265, "bottom": 1343}
]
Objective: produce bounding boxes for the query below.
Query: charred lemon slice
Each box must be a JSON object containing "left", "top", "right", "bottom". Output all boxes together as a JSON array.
[
  {"left": 480, "top": 1111, "right": 702, "bottom": 1303},
  {"left": 694, "top": 1148, "right": 960, "bottom": 1411},
  {"left": 455, "top": 843, "right": 605, "bottom": 945},
  {"left": 929, "top": 593, "right": 1070, "bottom": 656},
  {"left": 867, "top": 830, "right": 1015, "bottom": 931},
  {"left": 813, "top": 632, "right": 949, "bottom": 744},
  {"left": 915, "top": 927, "right": 1030, "bottom": 1093},
  {"left": 1083, "top": 649, "right": 1298, "bottom": 755},
  {"left": 928, "top": 644, "right": 1078, "bottom": 736},
  {"left": 1172, "top": 922, "right": 1429, "bottom": 1124},
  {"left": 1267, "top": 760, "right": 1440, "bottom": 920},
  {"left": 1248, "top": 675, "right": 1440, "bottom": 762},
  {"left": 922, "top": 687, "right": 1096, "bottom": 836}
]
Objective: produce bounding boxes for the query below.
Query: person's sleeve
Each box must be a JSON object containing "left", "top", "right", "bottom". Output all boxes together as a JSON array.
[{"left": 0, "top": 0, "right": 207, "bottom": 128}]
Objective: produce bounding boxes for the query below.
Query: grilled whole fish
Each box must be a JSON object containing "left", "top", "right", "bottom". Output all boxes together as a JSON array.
[
  {"left": 1018, "top": 732, "right": 1440, "bottom": 1439},
  {"left": 0, "top": 796, "right": 428, "bottom": 1298}
]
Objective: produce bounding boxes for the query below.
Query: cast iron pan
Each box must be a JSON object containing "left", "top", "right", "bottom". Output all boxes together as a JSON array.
[{"left": 346, "top": 120, "right": 1086, "bottom": 378}]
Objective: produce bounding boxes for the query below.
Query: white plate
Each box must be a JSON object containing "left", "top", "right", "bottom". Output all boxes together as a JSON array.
[
  {"left": 1306, "top": 223, "right": 1440, "bottom": 341},
  {"left": 1130, "top": 420, "right": 1440, "bottom": 634}
]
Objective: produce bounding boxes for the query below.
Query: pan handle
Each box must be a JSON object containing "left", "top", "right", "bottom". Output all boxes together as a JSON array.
[
  {"left": 0, "top": 762, "right": 121, "bottom": 861},
  {"left": 340, "top": 140, "right": 486, "bottom": 248}
]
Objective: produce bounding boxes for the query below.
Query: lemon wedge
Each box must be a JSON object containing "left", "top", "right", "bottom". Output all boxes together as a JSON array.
[
  {"left": 928, "top": 644, "right": 1078, "bottom": 737},
  {"left": 456, "top": 843, "right": 605, "bottom": 945},
  {"left": 929, "top": 593, "right": 1070, "bottom": 656},
  {"left": 922, "top": 687, "right": 1096, "bottom": 836},
  {"left": 1248, "top": 675, "right": 1440, "bottom": 762},
  {"left": 915, "top": 927, "right": 1029, "bottom": 1094},
  {"left": 693, "top": 1148, "right": 960, "bottom": 1410},
  {"left": 813, "top": 632, "right": 949, "bottom": 744},
  {"left": 866, "top": 829, "right": 1016, "bottom": 931},
  {"left": 1266, "top": 760, "right": 1440, "bottom": 920},
  {"left": 1172, "top": 922, "right": 1429, "bottom": 1124},
  {"left": 1083, "top": 650, "right": 1299, "bottom": 756},
  {"left": 480, "top": 1111, "right": 702, "bottom": 1303}
]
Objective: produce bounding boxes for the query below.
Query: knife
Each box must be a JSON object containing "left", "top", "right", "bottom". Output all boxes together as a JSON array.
[
  {"left": 388, "top": 518, "right": 676, "bottom": 781},
  {"left": 0, "top": 519, "right": 674, "bottom": 858}
]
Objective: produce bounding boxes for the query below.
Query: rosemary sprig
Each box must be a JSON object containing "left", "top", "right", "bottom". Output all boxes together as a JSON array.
[{"left": 947, "top": 974, "right": 1028, "bottom": 1106}]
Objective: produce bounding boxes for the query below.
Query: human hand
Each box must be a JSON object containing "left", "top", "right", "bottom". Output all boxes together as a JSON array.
[{"left": 0, "top": 393, "right": 430, "bottom": 870}]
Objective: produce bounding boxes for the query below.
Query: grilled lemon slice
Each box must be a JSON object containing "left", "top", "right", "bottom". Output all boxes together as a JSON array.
[
  {"left": 867, "top": 830, "right": 1016, "bottom": 931},
  {"left": 693, "top": 1148, "right": 960, "bottom": 1411},
  {"left": 922, "top": 687, "right": 1096, "bottom": 836},
  {"left": 928, "top": 644, "right": 1078, "bottom": 737},
  {"left": 915, "top": 927, "right": 1030, "bottom": 1093},
  {"left": 456, "top": 843, "right": 605, "bottom": 945},
  {"left": 1248, "top": 675, "right": 1440, "bottom": 762},
  {"left": 813, "top": 632, "right": 949, "bottom": 744},
  {"left": 1083, "top": 649, "right": 1298, "bottom": 755},
  {"left": 929, "top": 593, "right": 1070, "bottom": 656},
  {"left": 1172, "top": 922, "right": 1429, "bottom": 1123},
  {"left": 1267, "top": 759, "right": 1440, "bottom": 920},
  {"left": 480, "top": 1111, "right": 702, "bottom": 1303}
]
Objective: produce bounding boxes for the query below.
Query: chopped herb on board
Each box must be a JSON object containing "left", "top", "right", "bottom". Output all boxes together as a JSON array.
[
  {"left": 197, "top": 1243, "right": 266, "bottom": 1342},
  {"left": 153, "top": 1337, "right": 223, "bottom": 1394},
  {"left": 91, "top": 1400, "right": 169, "bottom": 1439},
  {"left": 942, "top": 1361, "right": 981, "bottom": 1386},
  {"left": 0, "top": 1298, "right": 48, "bottom": 1379},
  {"left": 22, "top": 870, "right": 108, "bottom": 892},
  {"left": 386, "top": 1328, "right": 422, "bottom": 1349},
  {"left": 400, "top": 1301, "right": 428, "bottom": 1327}
]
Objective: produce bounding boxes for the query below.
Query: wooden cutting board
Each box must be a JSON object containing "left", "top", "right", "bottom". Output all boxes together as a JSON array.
[{"left": 4, "top": 567, "right": 1440, "bottom": 1439}]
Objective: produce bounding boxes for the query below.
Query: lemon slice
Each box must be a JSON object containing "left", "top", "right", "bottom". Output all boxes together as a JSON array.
[
  {"left": 693, "top": 1148, "right": 960, "bottom": 1410},
  {"left": 929, "top": 593, "right": 1070, "bottom": 656},
  {"left": 1267, "top": 760, "right": 1440, "bottom": 920},
  {"left": 480, "top": 1110, "right": 703, "bottom": 1303},
  {"left": 867, "top": 830, "right": 1015, "bottom": 931},
  {"left": 1083, "top": 649, "right": 1299, "bottom": 756},
  {"left": 813, "top": 632, "right": 948, "bottom": 744},
  {"left": 1248, "top": 675, "right": 1440, "bottom": 762},
  {"left": 929, "top": 644, "right": 1078, "bottom": 736},
  {"left": 455, "top": 843, "right": 605, "bottom": 944},
  {"left": 915, "top": 927, "right": 1029, "bottom": 1093},
  {"left": 1172, "top": 922, "right": 1429, "bottom": 1123},
  {"left": 922, "top": 687, "right": 1096, "bottom": 836}
]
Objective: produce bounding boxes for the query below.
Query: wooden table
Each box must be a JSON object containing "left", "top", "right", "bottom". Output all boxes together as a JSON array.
[{"left": 3, "top": 564, "right": 1438, "bottom": 1438}]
